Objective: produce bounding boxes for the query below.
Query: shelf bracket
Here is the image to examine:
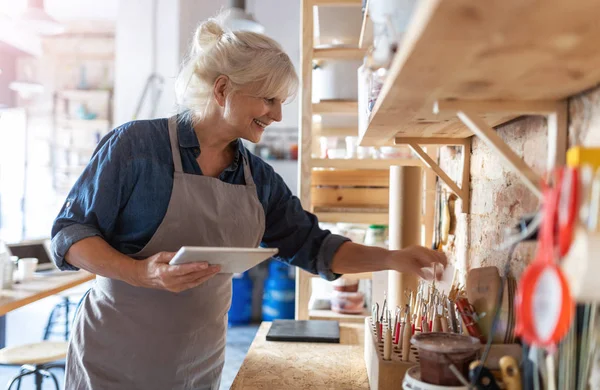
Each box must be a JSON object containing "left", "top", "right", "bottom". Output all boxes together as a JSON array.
[
  {"left": 434, "top": 99, "right": 568, "bottom": 200},
  {"left": 395, "top": 138, "right": 471, "bottom": 213}
]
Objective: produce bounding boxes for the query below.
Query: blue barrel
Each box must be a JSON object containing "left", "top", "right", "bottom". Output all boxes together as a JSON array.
[
  {"left": 262, "top": 261, "right": 295, "bottom": 321},
  {"left": 228, "top": 272, "right": 253, "bottom": 326}
]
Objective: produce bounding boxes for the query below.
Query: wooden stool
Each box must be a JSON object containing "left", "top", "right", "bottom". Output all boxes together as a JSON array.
[{"left": 0, "top": 342, "right": 68, "bottom": 390}]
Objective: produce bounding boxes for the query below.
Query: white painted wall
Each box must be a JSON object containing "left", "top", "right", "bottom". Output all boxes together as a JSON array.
[
  {"left": 114, "top": 0, "right": 183, "bottom": 124},
  {"left": 252, "top": 0, "right": 300, "bottom": 129}
]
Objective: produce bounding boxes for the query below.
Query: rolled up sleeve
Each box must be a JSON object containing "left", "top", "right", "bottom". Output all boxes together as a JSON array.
[
  {"left": 50, "top": 129, "right": 135, "bottom": 271},
  {"left": 261, "top": 169, "right": 350, "bottom": 281}
]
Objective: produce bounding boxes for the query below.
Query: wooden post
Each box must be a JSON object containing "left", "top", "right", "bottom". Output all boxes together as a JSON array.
[
  {"left": 296, "top": 0, "right": 314, "bottom": 321},
  {"left": 388, "top": 166, "right": 421, "bottom": 310}
]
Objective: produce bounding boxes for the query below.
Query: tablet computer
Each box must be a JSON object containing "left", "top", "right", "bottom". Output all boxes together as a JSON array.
[{"left": 168, "top": 246, "right": 279, "bottom": 274}]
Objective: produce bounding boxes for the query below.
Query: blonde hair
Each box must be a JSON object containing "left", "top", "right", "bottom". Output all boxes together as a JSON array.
[{"left": 176, "top": 17, "right": 298, "bottom": 120}]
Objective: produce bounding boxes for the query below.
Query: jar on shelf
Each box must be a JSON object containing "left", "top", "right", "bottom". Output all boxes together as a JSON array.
[{"left": 364, "top": 225, "right": 387, "bottom": 248}]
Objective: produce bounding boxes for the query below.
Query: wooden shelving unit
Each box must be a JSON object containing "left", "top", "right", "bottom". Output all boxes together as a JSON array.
[
  {"left": 298, "top": 0, "right": 407, "bottom": 322},
  {"left": 356, "top": 0, "right": 600, "bottom": 202},
  {"left": 310, "top": 158, "right": 420, "bottom": 169},
  {"left": 309, "top": 308, "right": 370, "bottom": 323},
  {"left": 51, "top": 88, "right": 113, "bottom": 193},
  {"left": 297, "top": 0, "right": 430, "bottom": 324}
]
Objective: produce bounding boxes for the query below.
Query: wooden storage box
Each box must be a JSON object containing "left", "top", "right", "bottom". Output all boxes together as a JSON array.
[
  {"left": 311, "top": 169, "right": 390, "bottom": 210},
  {"left": 363, "top": 317, "right": 418, "bottom": 390}
]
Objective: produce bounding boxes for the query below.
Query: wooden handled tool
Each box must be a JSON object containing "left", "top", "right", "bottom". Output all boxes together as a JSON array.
[
  {"left": 500, "top": 356, "right": 522, "bottom": 390},
  {"left": 383, "top": 324, "right": 392, "bottom": 361},
  {"left": 402, "top": 311, "right": 411, "bottom": 362}
]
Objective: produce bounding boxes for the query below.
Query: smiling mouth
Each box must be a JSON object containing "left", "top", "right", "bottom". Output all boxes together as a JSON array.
[{"left": 253, "top": 119, "right": 268, "bottom": 128}]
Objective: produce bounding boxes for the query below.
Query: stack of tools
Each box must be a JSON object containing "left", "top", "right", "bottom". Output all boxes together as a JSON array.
[
  {"left": 368, "top": 266, "right": 523, "bottom": 388},
  {"left": 363, "top": 293, "right": 420, "bottom": 390}
]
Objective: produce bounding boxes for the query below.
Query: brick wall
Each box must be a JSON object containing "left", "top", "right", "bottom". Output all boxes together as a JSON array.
[{"left": 440, "top": 86, "right": 600, "bottom": 280}]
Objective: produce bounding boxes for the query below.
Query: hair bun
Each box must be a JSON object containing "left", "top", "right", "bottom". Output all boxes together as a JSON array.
[{"left": 193, "top": 19, "right": 225, "bottom": 53}]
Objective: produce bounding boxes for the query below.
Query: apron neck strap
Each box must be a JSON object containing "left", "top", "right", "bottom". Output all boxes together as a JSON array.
[
  {"left": 169, "top": 115, "right": 256, "bottom": 185},
  {"left": 168, "top": 116, "right": 184, "bottom": 173},
  {"left": 240, "top": 147, "right": 255, "bottom": 187}
]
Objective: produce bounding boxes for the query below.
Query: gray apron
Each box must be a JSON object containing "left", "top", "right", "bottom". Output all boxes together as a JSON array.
[{"left": 65, "top": 116, "right": 266, "bottom": 389}]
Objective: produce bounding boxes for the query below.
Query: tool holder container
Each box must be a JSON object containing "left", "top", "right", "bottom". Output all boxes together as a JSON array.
[{"left": 364, "top": 317, "right": 419, "bottom": 389}]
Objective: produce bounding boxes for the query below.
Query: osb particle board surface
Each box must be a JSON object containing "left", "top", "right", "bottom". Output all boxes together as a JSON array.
[{"left": 230, "top": 322, "right": 369, "bottom": 389}]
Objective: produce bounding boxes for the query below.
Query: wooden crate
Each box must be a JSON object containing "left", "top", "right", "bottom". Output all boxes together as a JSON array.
[
  {"left": 364, "top": 317, "right": 419, "bottom": 390},
  {"left": 311, "top": 170, "right": 390, "bottom": 209}
]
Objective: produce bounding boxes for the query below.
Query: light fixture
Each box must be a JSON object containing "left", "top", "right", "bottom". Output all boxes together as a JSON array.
[
  {"left": 17, "top": 0, "right": 65, "bottom": 36},
  {"left": 221, "top": 0, "right": 264, "bottom": 33}
]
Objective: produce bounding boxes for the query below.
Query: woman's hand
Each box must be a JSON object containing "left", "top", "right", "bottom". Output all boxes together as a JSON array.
[
  {"left": 385, "top": 245, "right": 447, "bottom": 280},
  {"left": 133, "top": 251, "right": 221, "bottom": 292}
]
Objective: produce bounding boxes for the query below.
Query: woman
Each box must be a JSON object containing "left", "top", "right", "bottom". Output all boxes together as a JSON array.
[{"left": 51, "top": 18, "right": 446, "bottom": 389}]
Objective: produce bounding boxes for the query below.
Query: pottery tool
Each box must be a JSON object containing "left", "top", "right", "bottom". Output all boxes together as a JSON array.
[
  {"left": 383, "top": 320, "right": 392, "bottom": 361},
  {"left": 455, "top": 296, "right": 486, "bottom": 343},
  {"left": 467, "top": 266, "right": 502, "bottom": 341},
  {"left": 402, "top": 310, "right": 411, "bottom": 362}
]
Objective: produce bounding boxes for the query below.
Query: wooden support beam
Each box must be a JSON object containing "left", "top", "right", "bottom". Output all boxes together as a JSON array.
[
  {"left": 547, "top": 101, "right": 568, "bottom": 171},
  {"left": 461, "top": 140, "right": 471, "bottom": 214},
  {"left": 358, "top": 0, "right": 372, "bottom": 49},
  {"left": 434, "top": 100, "right": 562, "bottom": 116},
  {"left": 408, "top": 143, "right": 467, "bottom": 201},
  {"left": 297, "top": 0, "right": 315, "bottom": 321},
  {"left": 457, "top": 111, "right": 543, "bottom": 199},
  {"left": 395, "top": 137, "right": 469, "bottom": 145}
]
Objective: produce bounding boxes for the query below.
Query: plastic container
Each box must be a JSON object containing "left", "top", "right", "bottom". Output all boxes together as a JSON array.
[
  {"left": 345, "top": 137, "right": 358, "bottom": 158},
  {"left": 403, "top": 366, "right": 468, "bottom": 390},
  {"left": 228, "top": 272, "right": 253, "bottom": 326},
  {"left": 364, "top": 225, "right": 387, "bottom": 247},
  {"left": 411, "top": 333, "right": 481, "bottom": 386},
  {"left": 262, "top": 261, "right": 295, "bottom": 321}
]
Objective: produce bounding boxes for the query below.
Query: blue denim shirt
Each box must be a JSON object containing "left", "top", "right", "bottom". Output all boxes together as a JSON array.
[{"left": 51, "top": 117, "right": 347, "bottom": 280}]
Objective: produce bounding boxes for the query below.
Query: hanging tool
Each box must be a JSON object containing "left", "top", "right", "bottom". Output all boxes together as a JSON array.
[{"left": 515, "top": 169, "right": 575, "bottom": 348}]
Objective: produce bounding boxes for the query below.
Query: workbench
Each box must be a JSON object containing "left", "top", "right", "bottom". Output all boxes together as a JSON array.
[
  {"left": 231, "top": 321, "right": 369, "bottom": 389},
  {"left": 0, "top": 271, "right": 95, "bottom": 347}
]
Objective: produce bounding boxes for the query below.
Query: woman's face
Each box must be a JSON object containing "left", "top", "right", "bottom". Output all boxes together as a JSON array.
[{"left": 221, "top": 83, "right": 284, "bottom": 144}]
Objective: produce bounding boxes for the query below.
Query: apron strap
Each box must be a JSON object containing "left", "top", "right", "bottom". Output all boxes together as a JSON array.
[
  {"left": 240, "top": 148, "right": 256, "bottom": 187},
  {"left": 168, "top": 116, "right": 184, "bottom": 173}
]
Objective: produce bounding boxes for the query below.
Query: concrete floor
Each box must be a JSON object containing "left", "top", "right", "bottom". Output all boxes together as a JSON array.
[{"left": 0, "top": 282, "right": 258, "bottom": 389}]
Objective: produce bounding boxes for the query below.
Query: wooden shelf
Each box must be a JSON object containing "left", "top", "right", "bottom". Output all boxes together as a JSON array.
[
  {"left": 314, "top": 0, "right": 362, "bottom": 5},
  {"left": 311, "top": 158, "right": 420, "bottom": 169},
  {"left": 309, "top": 308, "right": 370, "bottom": 323},
  {"left": 313, "top": 47, "right": 366, "bottom": 60},
  {"left": 359, "top": 0, "right": 600, "bottom": 146},
  {"left": 314, "top": 126, "right": 358, "bottom": 137},
  {"left": 313, "top": 100, "right": 358, "bottom": 115},
  {"left": 316, "top": 211, "right": 388, "bottom": 224}
]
